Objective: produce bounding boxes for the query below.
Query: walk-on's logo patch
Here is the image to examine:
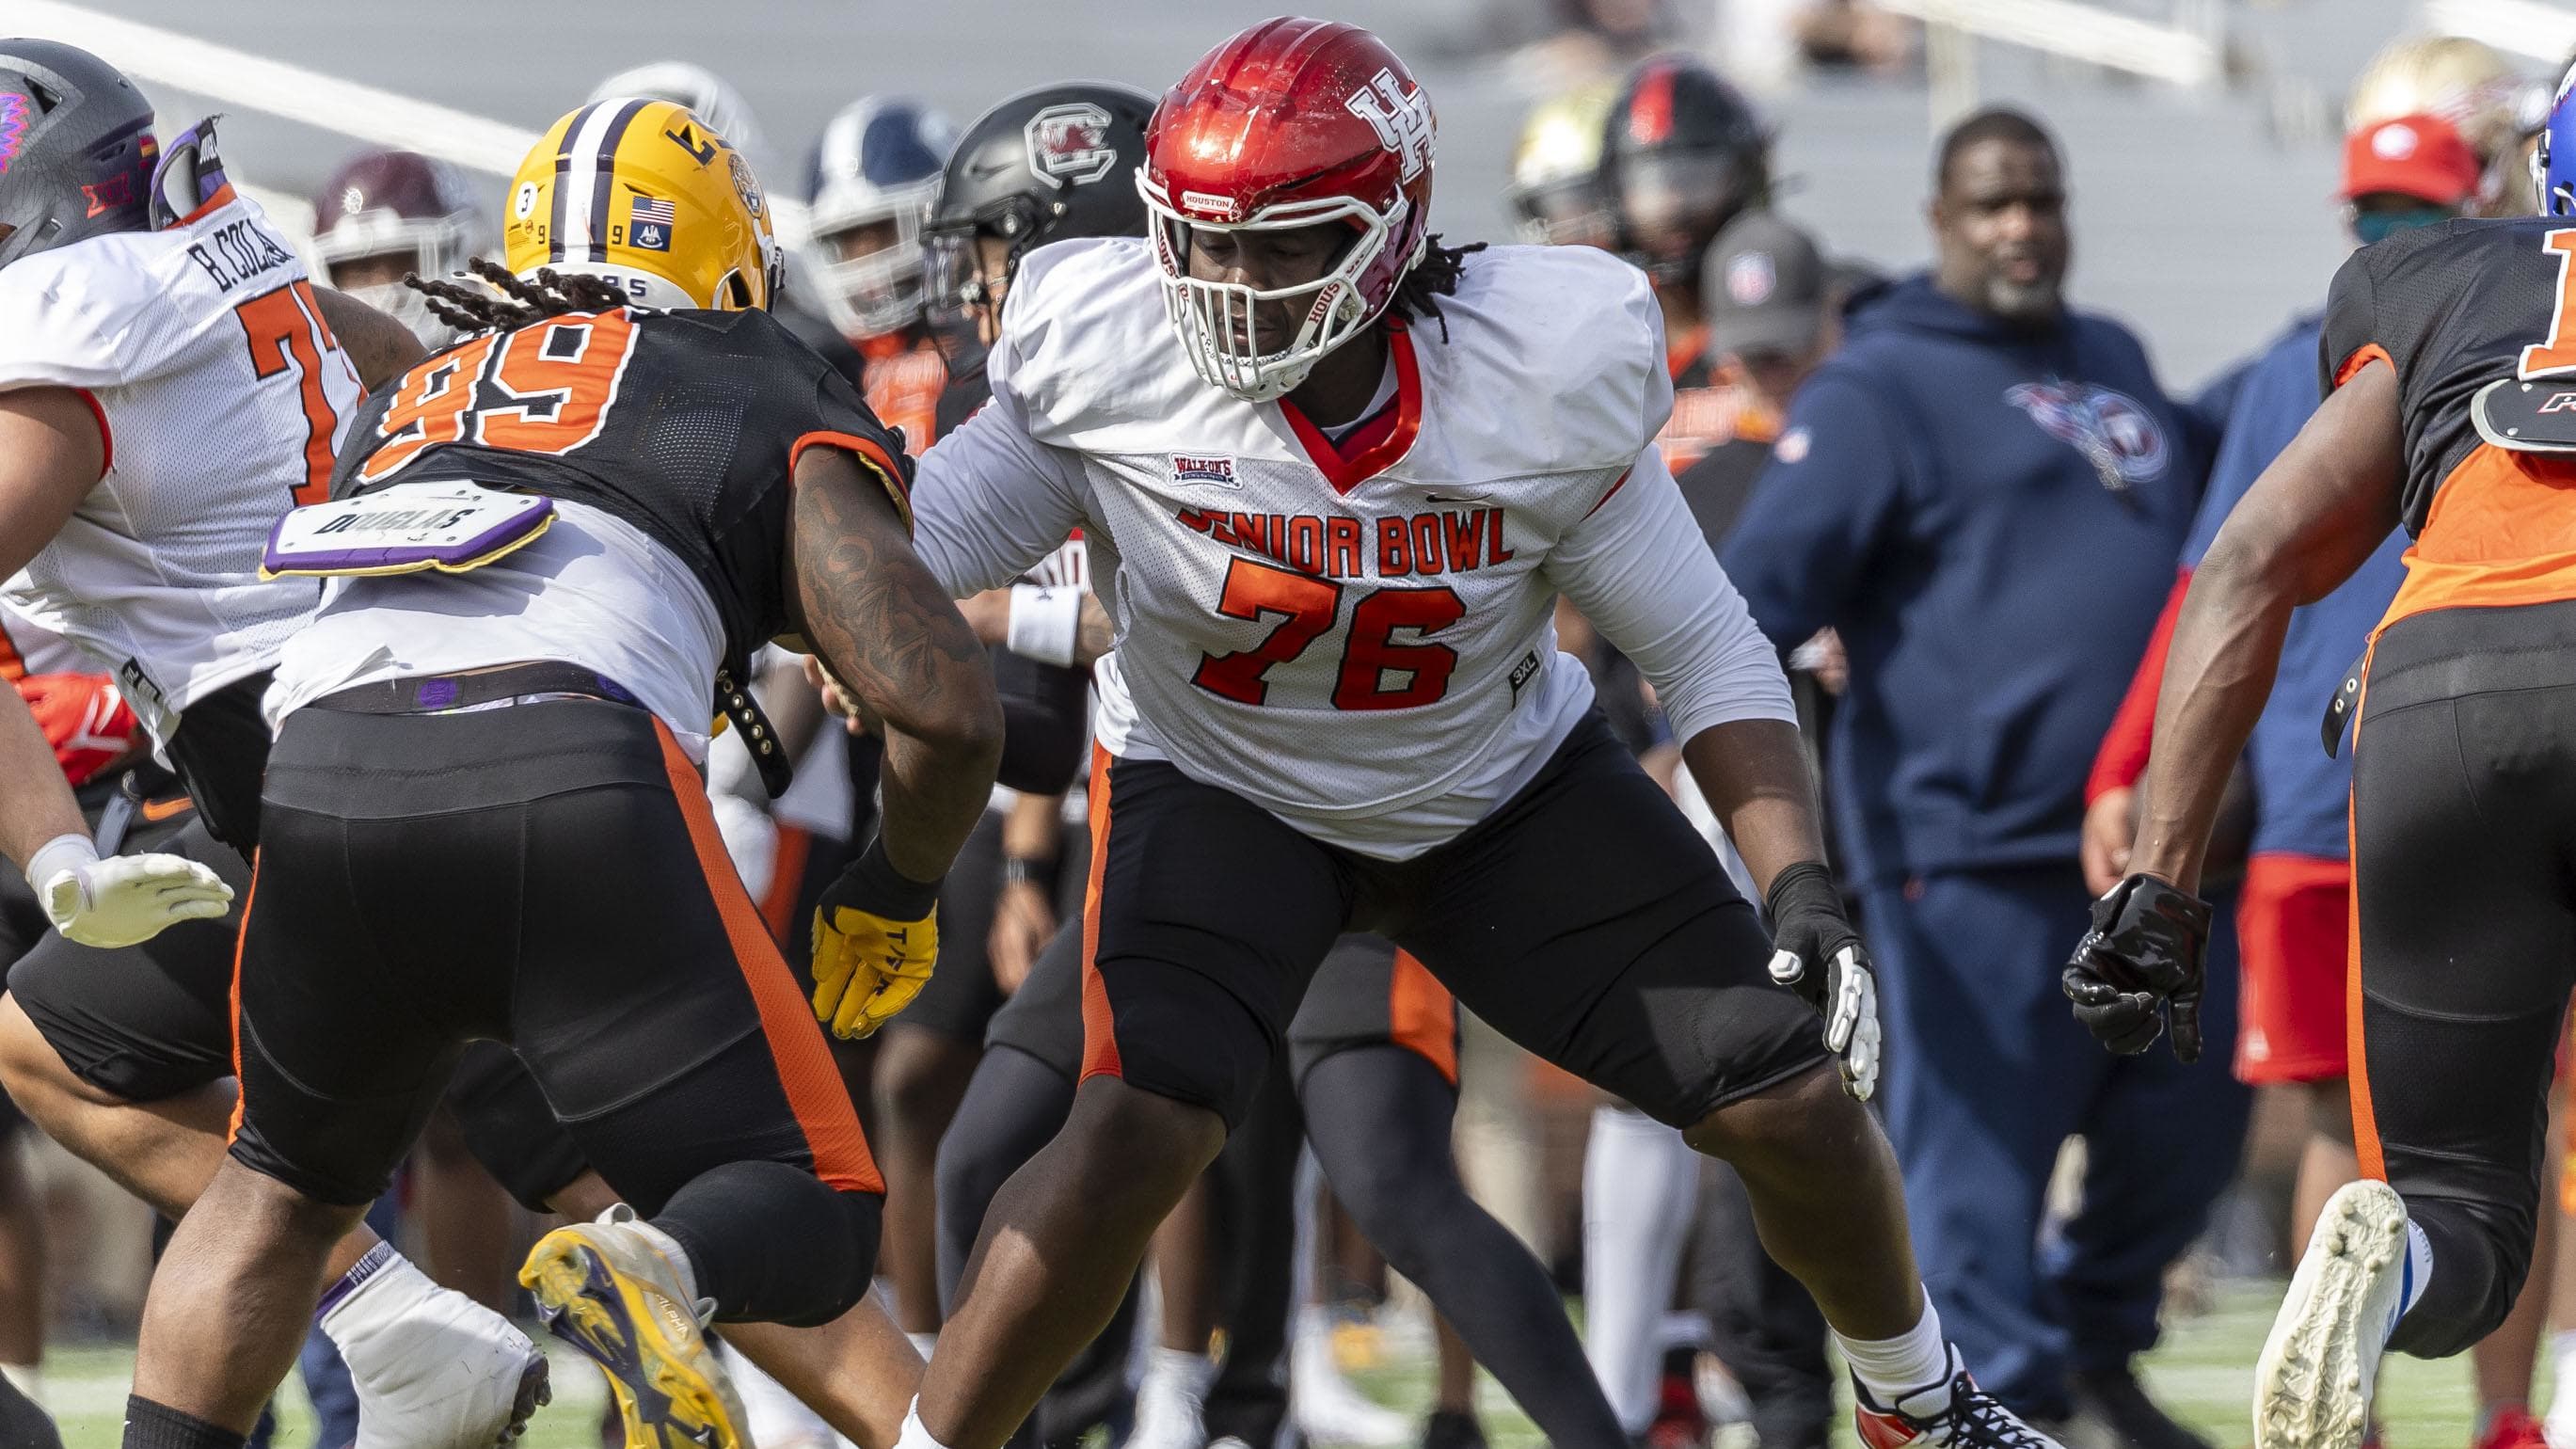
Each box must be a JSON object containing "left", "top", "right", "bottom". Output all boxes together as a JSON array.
[
  {"left": 1169, "top": 454, "right": 1239, "bottom": 487},
  {"left": 2003, "top": 381, "right": 2170, "bottom": 485},
  {"left": 0, "top": 94, "right": 29, "bottom": 177}
]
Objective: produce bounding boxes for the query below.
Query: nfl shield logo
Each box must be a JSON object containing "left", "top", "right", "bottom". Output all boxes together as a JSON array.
[{"left": 1726, "top": 252, "right": 1775, "bottom": 306}]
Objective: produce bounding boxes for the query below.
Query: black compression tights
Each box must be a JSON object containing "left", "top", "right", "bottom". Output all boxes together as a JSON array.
[{"left": 1299, "top": 1045, "right": 1628, "bottom": 1449}]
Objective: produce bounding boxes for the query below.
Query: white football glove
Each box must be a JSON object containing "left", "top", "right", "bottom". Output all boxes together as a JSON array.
[
  {"left": 30, "top": 835, "right": 233, "bottom": 948},
  {"left": 1762, "top": 860, "right": 1883, "bottom": 1102},
  {"left": 1767, "top": 944, "right": 1882, "bottom": 1103}
]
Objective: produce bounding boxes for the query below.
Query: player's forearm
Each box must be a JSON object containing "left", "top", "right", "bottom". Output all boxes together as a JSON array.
[
  {"left": 0, "top": 387, "right": 108, "bottom": 582},
  {"left": 2130, "top": 365, "right": 2402, "bottom": 895},
  {"left": 1002, "top": 790, "right": 1064, "bottom": 863},
  {"left": 1682, "top": 718, "right": 1829, "bottom": 899},
  {"left": 877, "top": 725, "right": 1003, "bottom": 885},
  {"left": 790, "top": 451, "right": 1007, "bottom": 881},
  {"left": 0, "top": 686, "right": 88, "bottom": 871},
  {"left": 755, "top": 652, "right": 829, "bottom": 760},
  {"left": 310, "top": 286, "right": 425, "bottom": 390},
  {"left": 2125, "top": 553, "right": 2290, "bottom": 896}
]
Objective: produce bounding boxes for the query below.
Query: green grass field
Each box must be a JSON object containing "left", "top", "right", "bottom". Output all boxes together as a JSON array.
[{"left": 35, "top": 1281, "right": 2504, "bottom": 1449}]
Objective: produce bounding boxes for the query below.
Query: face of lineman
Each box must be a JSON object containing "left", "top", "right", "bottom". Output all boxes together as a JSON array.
[
  {"left": 966, "top": 234, "right": 1015, "bottom": 346},
  {"left": 330, "top": 250, "right": 418, "bottom": 292},
  {"left": 1932, "top": 137, "right": 2069, "bottom": 326},
  {"left": 1183, "top": 220, "right": 1350, "bottom": 354}
]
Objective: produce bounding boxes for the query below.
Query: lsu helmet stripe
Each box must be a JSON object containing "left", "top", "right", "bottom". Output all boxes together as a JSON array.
[
  {"left": 582, "top": 101, "right": 650, "bottom": 260},
  {"left": 547, "top": 100, "right": 596, "bottom": 263},
  {"left": 558, "top": 99, "right": 648, "bottom": 263}
]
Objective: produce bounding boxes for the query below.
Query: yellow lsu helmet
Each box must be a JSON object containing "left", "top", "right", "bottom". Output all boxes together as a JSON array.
[
  {"left": 504, "top": 97, "right": 782, "bottom": 310},
  {"left": 1505, "top": 83, "right": 1617, "bottom": 246}
]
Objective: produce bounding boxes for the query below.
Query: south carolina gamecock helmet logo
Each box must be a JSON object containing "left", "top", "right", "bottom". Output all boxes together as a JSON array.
[{"left": 1025, "top": 103, "right": 1120, "bottom": 185}]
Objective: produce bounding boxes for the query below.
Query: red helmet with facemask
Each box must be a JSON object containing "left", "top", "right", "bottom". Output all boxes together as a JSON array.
[{"left": 1138, "top": 18, "right": 1435, "bottom": 403}]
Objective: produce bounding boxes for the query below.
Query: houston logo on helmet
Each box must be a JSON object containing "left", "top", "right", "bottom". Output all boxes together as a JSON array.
[{"left": 1344, "top": 69, "right": 1433, "bottom": 183}]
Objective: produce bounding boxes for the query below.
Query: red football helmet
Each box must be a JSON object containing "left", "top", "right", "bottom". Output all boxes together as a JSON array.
[{"left": 1138, "top": 18, "right": 1436, "bottom": 402}]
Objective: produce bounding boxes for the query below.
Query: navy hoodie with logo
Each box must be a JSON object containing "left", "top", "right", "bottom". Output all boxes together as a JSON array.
[{"left": 1720, "top": 274, "right": 2206, "bottom": 889}]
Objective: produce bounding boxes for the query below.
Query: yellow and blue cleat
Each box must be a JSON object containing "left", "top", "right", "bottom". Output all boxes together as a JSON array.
[{"left": 518, "top": 1204, "right": 748, "bottom": 1449}]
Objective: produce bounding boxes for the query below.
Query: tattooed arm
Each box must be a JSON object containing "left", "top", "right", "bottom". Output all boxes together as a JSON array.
[
  {"left": 787, "top": 446, "right": 1004, "bottom": 884},
  {"left": 311, "top": 286, "right": 427, "bottom": 390}
]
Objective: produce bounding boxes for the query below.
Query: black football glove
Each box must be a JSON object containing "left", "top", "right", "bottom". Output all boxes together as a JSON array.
[
  {"left": 1762, "top": 861, "right": 1881, "bottom": 1102},
  {"left": 2062, "top": 872, "right": 2213, "bottom": 1061}
]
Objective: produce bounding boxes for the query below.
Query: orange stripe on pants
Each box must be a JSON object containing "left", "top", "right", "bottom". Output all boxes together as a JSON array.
[
  {"left": 225, "top": 852, "right": 262, "bottom": 1145},
  {"left": 655, "top": 722, "right": 883, "bottom": 1195},
  {"left": 1079, "top": 744, "right": 1123, "bottom": 1085},
  {"left": 759, "top": 823, "right": 813, "bottom": 942},
  {"left": 2345, "top": 637, "right": 2387, "bottom": 1184},
  {"left": 1386, "top": 950, "right": 1458, "bottom": 1087}
]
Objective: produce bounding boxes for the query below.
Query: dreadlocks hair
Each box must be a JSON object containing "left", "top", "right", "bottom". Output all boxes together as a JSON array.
[
  {"left": 1391, "top": 233, "right": 1487, "bottom": 342},
  {"left": 403, "top": 258, "right": 636, "bottom": 335}
]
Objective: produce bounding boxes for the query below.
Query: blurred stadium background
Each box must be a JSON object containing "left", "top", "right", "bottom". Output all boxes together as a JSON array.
[
  {"left": 9, "top": 0, "right": 2576, "bottom": 1443},
  {"left": 36, "top": 0, "right": 2573, "bottom": 386}
]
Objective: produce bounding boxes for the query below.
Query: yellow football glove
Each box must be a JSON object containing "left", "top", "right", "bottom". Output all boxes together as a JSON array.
[{"left": 810, "top": 841, "right": 943, "bottom": 1040}]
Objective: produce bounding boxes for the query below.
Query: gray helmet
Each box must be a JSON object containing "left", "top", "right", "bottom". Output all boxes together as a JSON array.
[
  {"left": 0, "top": 40, "right": 157, "bottom": 271},
  {"left": 922, "top": 82, "right": 1153, "bottom": 322}
]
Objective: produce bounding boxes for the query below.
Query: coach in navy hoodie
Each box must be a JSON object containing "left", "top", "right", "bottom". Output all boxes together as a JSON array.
[{"left": 1722, "top": 108, "right": 2246, "bottom": 1441}]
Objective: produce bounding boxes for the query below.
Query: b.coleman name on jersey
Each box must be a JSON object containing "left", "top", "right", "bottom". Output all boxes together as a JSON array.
[
  {"left": 185, "top": 217, "right": 297, "bottom": 295},
  {"left": 1173, "top": 505, "right": 1514, "bottom": 580}
]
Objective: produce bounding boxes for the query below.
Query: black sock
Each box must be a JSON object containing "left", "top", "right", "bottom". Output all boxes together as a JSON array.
[
  {"left": 122, "top": 1397, "right": 244, "bottom": 1449},
  {"left": 654, "top": 1160, "right": 882, "bottom": 1327}
]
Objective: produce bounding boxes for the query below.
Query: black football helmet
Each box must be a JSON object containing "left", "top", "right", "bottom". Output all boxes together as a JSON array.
[
  {"left": 1599, "top": 55, "right": 1770, "bottom": 288},
  {"left": 923, "top": 81, "right": 1154, "bottom": 323},
  {"left": 0, "top": 40, "right": 158, "bottom": 271}
]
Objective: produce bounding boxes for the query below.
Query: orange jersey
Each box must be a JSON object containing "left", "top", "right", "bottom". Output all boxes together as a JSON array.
[{"left": 2322, "top": 218, "right": 2576, "bottom": 630}]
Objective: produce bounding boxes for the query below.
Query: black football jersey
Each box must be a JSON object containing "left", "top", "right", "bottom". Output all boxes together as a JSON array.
[
  {"left": 331, "top": 305, "right": 913, "bottom": 682},
  {"left": 2320, "top": 216, "right": 2576, "bottom": 538}
]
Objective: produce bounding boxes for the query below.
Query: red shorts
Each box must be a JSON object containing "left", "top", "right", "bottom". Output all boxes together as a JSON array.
[{"left": 2234, "top": 852, "right": 2351, "bottom": 1086}]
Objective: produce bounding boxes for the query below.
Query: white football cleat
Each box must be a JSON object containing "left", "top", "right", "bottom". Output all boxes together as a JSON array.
[
  {"left": 1851, "top": 1344, "right": 2059, "bottom": 1449},
  {"left": 1122, "top": 1348, "right": 1212, "bottom": 1449},
  {"left": 1291, "top": 1313, "right": 1409, "bottom": 1448},
  {"left": 320, "top": 1251, "right": 550, "bottom": 1449},
  {"left": 2254, "top": 1179, "right": 2410, "bottom": 1449},
  {"left": 2546, "top": 1332, "right": 2576, "bottom": 1449}
]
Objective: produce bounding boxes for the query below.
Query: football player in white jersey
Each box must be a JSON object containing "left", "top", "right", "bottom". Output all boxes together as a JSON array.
[
  {"left": 0, "top": 40, "right": 551, "bottom": 1448},
  {"left": 898, "top": 20, "right": 2057, "bottom": 1449}
]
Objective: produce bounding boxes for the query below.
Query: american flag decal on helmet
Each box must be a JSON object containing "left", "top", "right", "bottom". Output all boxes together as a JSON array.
[{"left": 629, "top": 194, "right": 676, "bottom": 251}]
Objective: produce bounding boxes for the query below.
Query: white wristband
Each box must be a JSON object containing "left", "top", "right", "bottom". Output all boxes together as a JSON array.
[
  {"left": 1005, "top": 582, "right": 1084, "bottom": 668},
  {"left": 24, "top": 833, "right": 97, "bottom": 893}
]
